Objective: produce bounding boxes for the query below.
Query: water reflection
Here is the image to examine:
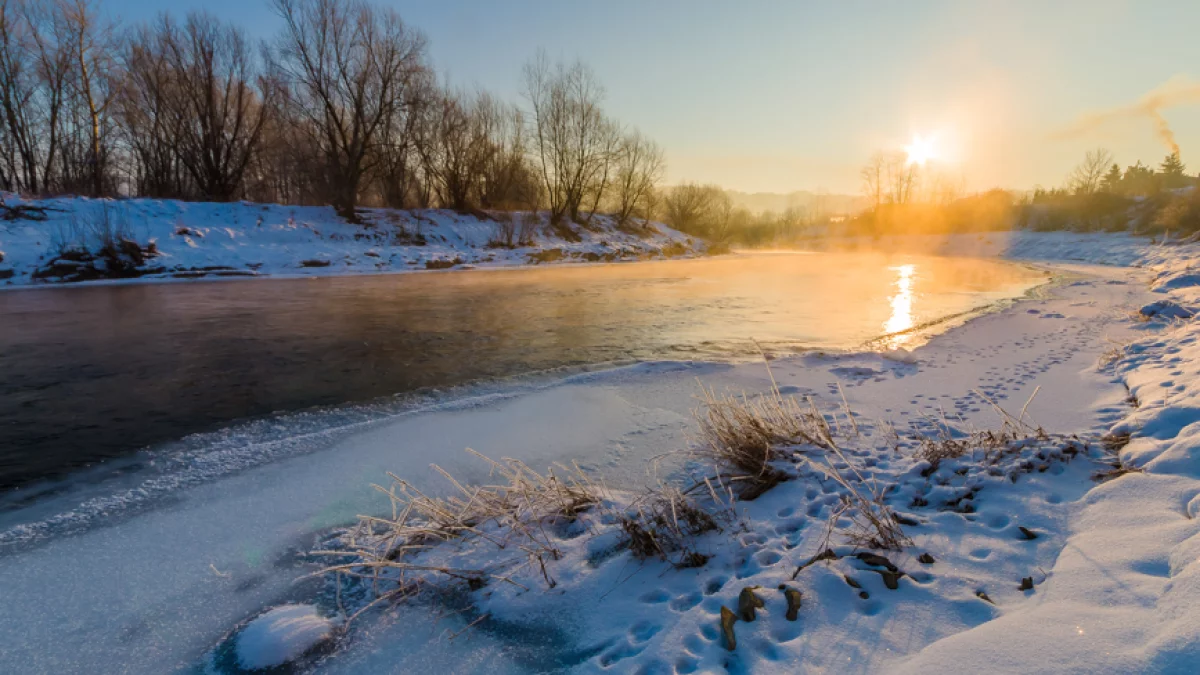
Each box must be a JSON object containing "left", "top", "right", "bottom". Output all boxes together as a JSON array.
[{"left": 883, "top": 264, "right": 916, "bottom": 346}]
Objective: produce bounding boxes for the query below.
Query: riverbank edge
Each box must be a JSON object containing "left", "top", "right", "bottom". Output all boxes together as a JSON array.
[{"left": 0, "top": 194, "right": 706, "bottom": 289}]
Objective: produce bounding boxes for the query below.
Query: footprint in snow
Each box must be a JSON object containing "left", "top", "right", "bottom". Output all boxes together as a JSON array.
[
  {"left": 628, "top": 621, "right": 661, "bottom": 644},
  {"left": 703, "top": 576, "right": 728, "bottom": 595},
  {"left": 669, "top": 593, "right": 702, "bottom": 612},
  {"left": 639, "top": 589, "right": 671, "bottom": 604}
]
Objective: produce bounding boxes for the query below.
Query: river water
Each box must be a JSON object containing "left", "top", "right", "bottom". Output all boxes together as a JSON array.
[{"left": 0, "top": 251, "right": 1044, "bottom": 489}]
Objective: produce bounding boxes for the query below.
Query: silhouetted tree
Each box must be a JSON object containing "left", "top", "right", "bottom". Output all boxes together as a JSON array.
[
  {"left": 269, "top": 0, "right": 428, "bottom": 220},
  {"left": 1100, "top": 162, "right": 1122, "bottom": 194},
  {"left": 1069, "top": 147, "right": 1112, "bottom": 196},
  {"left": 522, "top": 51, "right": 617, "bottom": 226},
  {"left": 1160, "top": 152, "right": 1187, "bottom": 189}
]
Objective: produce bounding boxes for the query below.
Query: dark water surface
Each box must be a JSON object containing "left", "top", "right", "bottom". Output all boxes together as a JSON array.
[{"left": 0, "top": 252, "right": 1044, "bottom": 488}]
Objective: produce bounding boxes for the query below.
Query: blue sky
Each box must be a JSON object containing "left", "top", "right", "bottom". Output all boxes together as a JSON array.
[{"left": 107, "top": 0, "right": 1200, "bottom": 194}]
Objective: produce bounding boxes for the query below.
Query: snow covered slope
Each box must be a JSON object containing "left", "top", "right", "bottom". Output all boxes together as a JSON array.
[
  {"left": 894, "top": 243, "right": 1200, "bottom": 674},
  {"left": 0, "top": 194, "right": 702, "bottom": 286},
  {"left": 273, "top": 238, "right": 1200, "bottom": 674}
]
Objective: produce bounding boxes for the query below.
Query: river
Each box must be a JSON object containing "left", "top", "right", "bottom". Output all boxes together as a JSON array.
[{"left": 0, "top": 251, "right": 1044, "bottom": 490}]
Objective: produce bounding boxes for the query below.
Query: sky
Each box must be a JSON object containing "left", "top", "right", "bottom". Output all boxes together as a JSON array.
[{"left": 106, "top": 0, "right": 1200, "bottom": 195}]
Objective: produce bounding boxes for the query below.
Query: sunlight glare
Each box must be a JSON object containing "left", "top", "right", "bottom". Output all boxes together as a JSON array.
[{"left": 904, "top": 134, "right": 938, "bottom": 166}]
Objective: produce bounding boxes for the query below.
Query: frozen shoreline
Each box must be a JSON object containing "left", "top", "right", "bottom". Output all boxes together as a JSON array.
[{"left": 3, "top": 232, "right": 1199, "bottom": 674}]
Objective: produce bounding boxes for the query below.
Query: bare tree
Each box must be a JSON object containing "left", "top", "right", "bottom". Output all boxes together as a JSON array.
[
  {"left": 59, "top": 0, "right": 116, "bottom": 196},
  {"left": 885, "top": 151, "right": 917, "bottom": 205},
  {"left": 523, "top": 51, "right": 615, "bottom": 226},
  {"left": 118, "top": 18, "right": 186, "bottom": 197},
  {"left": 1069, "top": 147, "right": 1114, "bottom": 196},
  {"left": 373, "top": 67, "right": 432, "bottom": 208},
  {"left": 611, "top": 129, "right": 664, "bottom": 226},
  {"left": 859, "top": 151, "right": 886, "bottom": 212},
  {"left": 580, "top": 116, "right": 620, "bottom": 227},
  {"left": 0, "top": 0, "right": 38, "bottom": 192},
  {"left": 473, "top": 93, "right": 537, "bottom": 210},
  {"left": 162, "top": 12, "right": 274, "bottom": 200},
  {"left": 0, "top": 0, "right": 73, "bottom": 194},
  {"left": 269, "top": 0, "right": 428, "bottom": 220},
  {"left": 417, "top": 87, "right": 490, "bottom": 211},
  {"left": 662, "top": 182, "right": 727, "bottom": 236}
]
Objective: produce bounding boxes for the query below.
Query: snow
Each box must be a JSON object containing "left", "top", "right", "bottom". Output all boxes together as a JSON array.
[
  {"left": 4, "top": 226, "right": 1200, "bottom": 673},
  {"left": 892, "top": 242, "right": 1200, "bottom": 674},
  {"left": 235, "top": 604, "right": 334, "bottom": 670},
  {"left": 296, "top": 259, "right": 1152, "bottom": 675},
  {"left": 0, "top": 193, "right": 701, "bottom": 286}
]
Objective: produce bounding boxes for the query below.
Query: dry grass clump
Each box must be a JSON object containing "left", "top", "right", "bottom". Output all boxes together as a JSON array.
[
  {"left": 690, "top": 353, "right": 910, "bottom": 549},
  {"left": 1098, "top": 340, "right": 1128, "bottom": 370},
  {"left": 693, "top": 369, "right": 835, "bottom": 499},
  {"left": 912, "top": 389, "right": 1053, "bottom": 471},
  {"left": 913, "top": 435, "right": 971, "bottom": 466},
  {"left": 913, "top": 427, "right": 1048, "bottom": 468},
  {"left": 617, "top": 482, "right": 729, "bottom": 567},
  {"left": 1093, "top": 432, "right": 1143, "bottom": 482},
  {"left": 819, "top": 442, "right": 913, "bottom": 551},
  {"left": 313, "top": 449, "right": 605, "bottom": 617}
]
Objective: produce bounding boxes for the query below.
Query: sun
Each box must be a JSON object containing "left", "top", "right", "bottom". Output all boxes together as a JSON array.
[{"left": 904, "top": 134, "right": 938, "bottom": 166}]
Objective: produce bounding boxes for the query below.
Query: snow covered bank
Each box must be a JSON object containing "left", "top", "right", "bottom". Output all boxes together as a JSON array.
[
  {"left": 0, "top": 194, "right": 701, "bottom": 286},
  {"left": 278, "top": 236, "right": 1200, "bottom": 674},
  {"left": 893, "top": 242, "right": 1200, "bottom": 674},
  {"left": 273, "top": 251, "right": 1187, "bottom": 673}
]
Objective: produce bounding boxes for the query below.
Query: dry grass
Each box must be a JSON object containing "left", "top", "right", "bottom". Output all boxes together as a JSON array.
[
  {"left": 691, "top": 355, "right": 835, "bottom": 499},
  {"left": 617, "top": 483, "right": 729, "bottom": 567},
  {"left": 1093, "top": 432, "right": 1142, "bottom": 482},
  {"left": 819, "top": 444, "right": 912, "bottom": 551},
  {"left": 1098, "top": 340, "right": 1128, "bottom": 370},
  {"left": 312, "top": 449, "right": 605, "bottom": 619},
  {"left": 912, "top": 389, "right": 1050, "bottom": 469},
  {"left": 689, "top": 352, "right": 911, "bottom": 549}
]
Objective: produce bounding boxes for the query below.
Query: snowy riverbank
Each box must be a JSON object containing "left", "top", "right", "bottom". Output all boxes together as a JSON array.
[
  {"left": 243, "top": 235, "right": 1200, "bottom": 673},
  {"left": 0, "top": 194, "right": 701, "bottom": 286},
  {"left": 2, "top": 232, "right": 1199, "bottom": 673}
]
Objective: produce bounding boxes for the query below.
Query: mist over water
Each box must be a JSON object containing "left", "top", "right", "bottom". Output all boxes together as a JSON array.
[{"left": 0, "top": 251, "right": 1044, "bottom": 489}]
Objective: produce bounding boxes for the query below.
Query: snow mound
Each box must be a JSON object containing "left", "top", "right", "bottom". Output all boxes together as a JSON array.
[
  {"left": 235, "top": 604, "right": 334, "bottom": 670},
  {"left": 1153, "top": 272, "right": 1200, "bottom": 293},
  {"left": 1139, "top": 300, "right": 1194, "bottom": 320}
]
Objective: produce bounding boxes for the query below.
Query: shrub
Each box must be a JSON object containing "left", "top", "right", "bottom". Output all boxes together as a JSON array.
[{"left": 1150, "top": 188, "right": 1200, "bottom": 236}]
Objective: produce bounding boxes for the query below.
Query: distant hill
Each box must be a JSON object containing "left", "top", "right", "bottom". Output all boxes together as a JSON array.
[{"left": 724, "top": 190, "right": 867, "bottom": 216}]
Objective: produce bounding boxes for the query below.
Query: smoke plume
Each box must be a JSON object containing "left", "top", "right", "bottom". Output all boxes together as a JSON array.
[{"left": 1053, "top": 75, "right": 1200, "bottom": 155}]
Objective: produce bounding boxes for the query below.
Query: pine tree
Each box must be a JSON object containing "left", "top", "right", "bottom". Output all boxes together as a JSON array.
[
  {"left": 1123, "top": 161, "right": 1158, "bottom": 196},
  {"left": 1161, "top": 152, "right": 1187, "bottom": 188},
  {"left": 1101, "top": 163, "right": 1122, "bottom": 193}
]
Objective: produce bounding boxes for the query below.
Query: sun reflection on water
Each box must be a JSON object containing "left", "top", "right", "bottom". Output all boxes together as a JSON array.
[{"left": 883, "top": 264, "right": 916, "bottom": 346}]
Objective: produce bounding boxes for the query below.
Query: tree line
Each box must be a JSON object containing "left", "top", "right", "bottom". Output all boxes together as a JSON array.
[
  {"left": 1041, "top": 149, "right": 1190, "bottom": 201},
  {"left": 842, "top": 142, "right": 1200, "bottom": 237},
  {"left": 1025, "top": 149, "right": 1198, "bottom": 234},
  {"left": 0, "top": 0, "right": 665, "bottom": 227}
]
